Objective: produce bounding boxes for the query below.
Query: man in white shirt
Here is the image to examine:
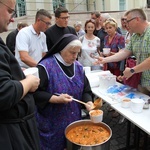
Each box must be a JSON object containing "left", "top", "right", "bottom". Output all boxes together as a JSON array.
[{"left": 15, "top": 9, "right": 51, "bottom": 68}]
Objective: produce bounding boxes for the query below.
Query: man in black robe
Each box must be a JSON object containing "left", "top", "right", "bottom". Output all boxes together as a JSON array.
[
  {"left": 0, "top": 0, "right": 40, "bottom": 149},
  {"left": 6, "top": 22, "right": 28, "bottom": 55},
  {"left": 45, "top": 7, "right": 77, "bottom": 51}
]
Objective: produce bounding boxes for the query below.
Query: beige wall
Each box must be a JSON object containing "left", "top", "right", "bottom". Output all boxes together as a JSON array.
[
  {"left": 1, "top": 0, "right": 149, "bottom": 42},
  {"left": 110, "top": 0, "right": 119, "bottom": 11},
  {"left": 26, "top": 0, "right": 53, "bottom": 15},
  {"left": 23, "top": 0, "right": 147, "bottom": 15},
  {"left": 126, "top": 0, "right": 146, "bottom": 10},
  {"left": 65, "top": 0, "right": 87, "bottom": 12},
  {"left": 134, "top": 0, "right": 146, "bottom": 8},
  {"left": 43, "top": 0, "right": 53, "bottom": 13},
  {"left": 26, "top": 0, "right": 36, "bottom": 15},
  {"left": 94, "top": 0, "right": 102, "bottom": 11},
  {"left": 95, "top": 0, "right": 147, "bottom": 12}
]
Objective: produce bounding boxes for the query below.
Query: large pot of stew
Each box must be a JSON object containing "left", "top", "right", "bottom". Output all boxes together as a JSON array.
[{"left": 65, "top": 120, "right": 112, "bottom": 150}]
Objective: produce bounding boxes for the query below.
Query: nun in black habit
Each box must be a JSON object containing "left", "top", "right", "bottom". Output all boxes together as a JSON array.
[{"left": 34, "top": 34, "right": 94, "bottom": 150}]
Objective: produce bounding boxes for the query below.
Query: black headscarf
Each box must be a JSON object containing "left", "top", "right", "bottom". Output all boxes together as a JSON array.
[{"left": 40, "top": 34, "right": 78, "bottom": 62}]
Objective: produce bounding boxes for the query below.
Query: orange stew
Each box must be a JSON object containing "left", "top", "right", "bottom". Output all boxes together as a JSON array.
[
  {"left": 123, "top": 99, "right": 131, "bottom": 102},
  {"left": 66, "top": 124, "right": 110, "bottom": 145},
  {"left": 90, "top": 110, "right": 102, "bottom": 116}
]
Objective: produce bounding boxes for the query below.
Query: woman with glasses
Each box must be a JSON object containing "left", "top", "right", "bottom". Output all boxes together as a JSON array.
[{"left": 78, "top": 19, "right": 101, "bottom": 70}]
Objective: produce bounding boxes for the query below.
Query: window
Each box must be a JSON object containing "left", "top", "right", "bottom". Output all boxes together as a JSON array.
[
  {"left": 53, "top": 0, "right": 65, "bottom": 12},
  {"left": 119, "top": 0, "right": 126, "bottom": 11},
  {"left": 102, "top": 0, "right": 105, "bottom": 11},
  {"left": 17, "top": 0, "right": 26, "bottom": 17},
  {"left": 147, "top": 0, "right": 150, "bottom": 8}
]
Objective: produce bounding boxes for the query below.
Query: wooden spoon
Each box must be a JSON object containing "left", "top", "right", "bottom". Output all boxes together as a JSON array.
[
  {"left": 92, "top": 98, "right": 103, "bottom": 110},
  {"left": 72, "top": 97, "right": 89, "bottom": 106},
  {"left": 54, "top": 93, "right": 92, "bottom": 108},
  {"left": 54, "top": 93, "right": 102, "bottom": 110}
]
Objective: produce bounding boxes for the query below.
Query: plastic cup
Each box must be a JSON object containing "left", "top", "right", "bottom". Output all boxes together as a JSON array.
[
  {"left": 103, "top": 48, "right": 111, "bottom": 55},
  {"left": 121, "top": 98, "right": 131, "bottom": 108},
  {"left": 23, "top": 67, "right": 39, "bottom": 78},
  {"left": 89, "top": 109, "right": 103, "bottom": 123},
  {"left": 130, "top": 99, "right": 145, "bottom": 113},
  {"left": 83, "top": 67, "right": 91, "bottom": 74}
]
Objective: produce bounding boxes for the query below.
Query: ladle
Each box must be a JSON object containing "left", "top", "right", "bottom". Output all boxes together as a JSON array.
[
  {"left": 93, "top": 98, "right": 103, "bottom": 109},
  {"left": 54, "top": 93, "right": 102, "bottom": 110}
]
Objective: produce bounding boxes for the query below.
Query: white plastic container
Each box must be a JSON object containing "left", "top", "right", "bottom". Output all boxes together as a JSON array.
[
  {"left": 23, "top": 67, "right": 39, "bottom": 78},
  {"left": 130, "top": 99, "right": 145, "bottom": 113},
  {"left": 103, "top": 48, "right": 111, "bottom": 55},
  {"left": 89, "top": 110, "right": 103, "bottom": 123},
  {"left": 99, "top": 74, "right": 116, "bottom": 89},
  {"left": 83, "top": 67, "right": 91, "bottom": 74},
  {"left": 86, "top": 74, "right": 100, "bottom": 88},
  {"left": 121, "top": 98, "right": 131, "bottom": 108}
]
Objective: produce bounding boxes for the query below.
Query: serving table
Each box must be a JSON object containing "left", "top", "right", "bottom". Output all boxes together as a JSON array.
[
  {"left": 92, "top": 87, "right": 119, "bottom": 105},
  {"left": 87, "top": 70, "right": 150, "bottom": 149},
  {"left": 111, "top": 103, "right": 150, "bottom": 135}
]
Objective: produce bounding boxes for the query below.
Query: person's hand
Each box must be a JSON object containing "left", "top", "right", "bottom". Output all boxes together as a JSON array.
[
  {"left": 21, "top": 67, "right": 26, "bottom": 71},
  {"left": 85, "top": 101, "right": 94, "bottom": 111},
  {"left": 26, "top": 75, "right": 40, "bottom": 92},
  {"left": 103, "top": 52, "right": 111, "bottom": 57},
  {"left": 117, "top": 75, "right": 124, "bottom": 82},
  {"left": 110, "top": 52, "right": 116, "bottom": 55},
  {"left": 51, "top": 93, "right": 72, "bottom": 104},
  {"left": 59, "top": 93, "right": 72, "bottom": 103},
  {"left": 125, "top": 39, "right": 130, "bottom": 44},
  {"left": 93, "top": 56, "right": 106, "bottom": 65},
  {"left": 123, "top": 67, "right": 133, "bottom": 79}
]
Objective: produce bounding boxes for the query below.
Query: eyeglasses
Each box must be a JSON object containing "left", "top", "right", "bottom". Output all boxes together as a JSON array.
[
  {"left": 121, "top": 18, "right": 126, "bottom": 21},
  {"left": 0, "top": 1, "right": 16, "bottom": 18},
  {"left": 126, "top": 17, "right": 136, "bottom": 23},
  {"left": 40, "top": 19, "right": 51, "bottom": 26},
  {"left": 59, "top": 16, "right": 70, "bottom": 20},
  {"left": 91, "top": 17, "right": 97, "bottom": 20}
]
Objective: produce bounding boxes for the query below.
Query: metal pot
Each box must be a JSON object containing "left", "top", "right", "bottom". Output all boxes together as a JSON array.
[{"left": 65, "top": 120, "right": 112, "bottom": 150}]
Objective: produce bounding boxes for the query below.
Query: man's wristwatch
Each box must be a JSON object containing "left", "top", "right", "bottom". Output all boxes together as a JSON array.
[{"left": 130, "top": 68, "right": 135, "bottom": 74}]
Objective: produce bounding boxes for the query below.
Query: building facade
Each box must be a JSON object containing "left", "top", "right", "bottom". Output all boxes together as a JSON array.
[{"left": 16, "top": 0, "right": 147, "bottom": 17}]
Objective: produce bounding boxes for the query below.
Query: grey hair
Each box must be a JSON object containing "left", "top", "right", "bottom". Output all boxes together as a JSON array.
[
  {"left": 125, "top": 8, "right": 147, "bottom": 21},
  {"left": 62, "top": 40, "right": 82, "bottom": 51},
  {"left": 101, "top": 13, "right": 111, "bottom": 21},
  {"left": 74, "top": 21, "right": 82, "bottom": 27}
]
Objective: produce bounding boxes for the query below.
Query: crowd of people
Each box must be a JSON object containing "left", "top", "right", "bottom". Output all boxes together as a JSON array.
[{"left": 1, "top": 0, "right": 150, "bottom": 149}]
